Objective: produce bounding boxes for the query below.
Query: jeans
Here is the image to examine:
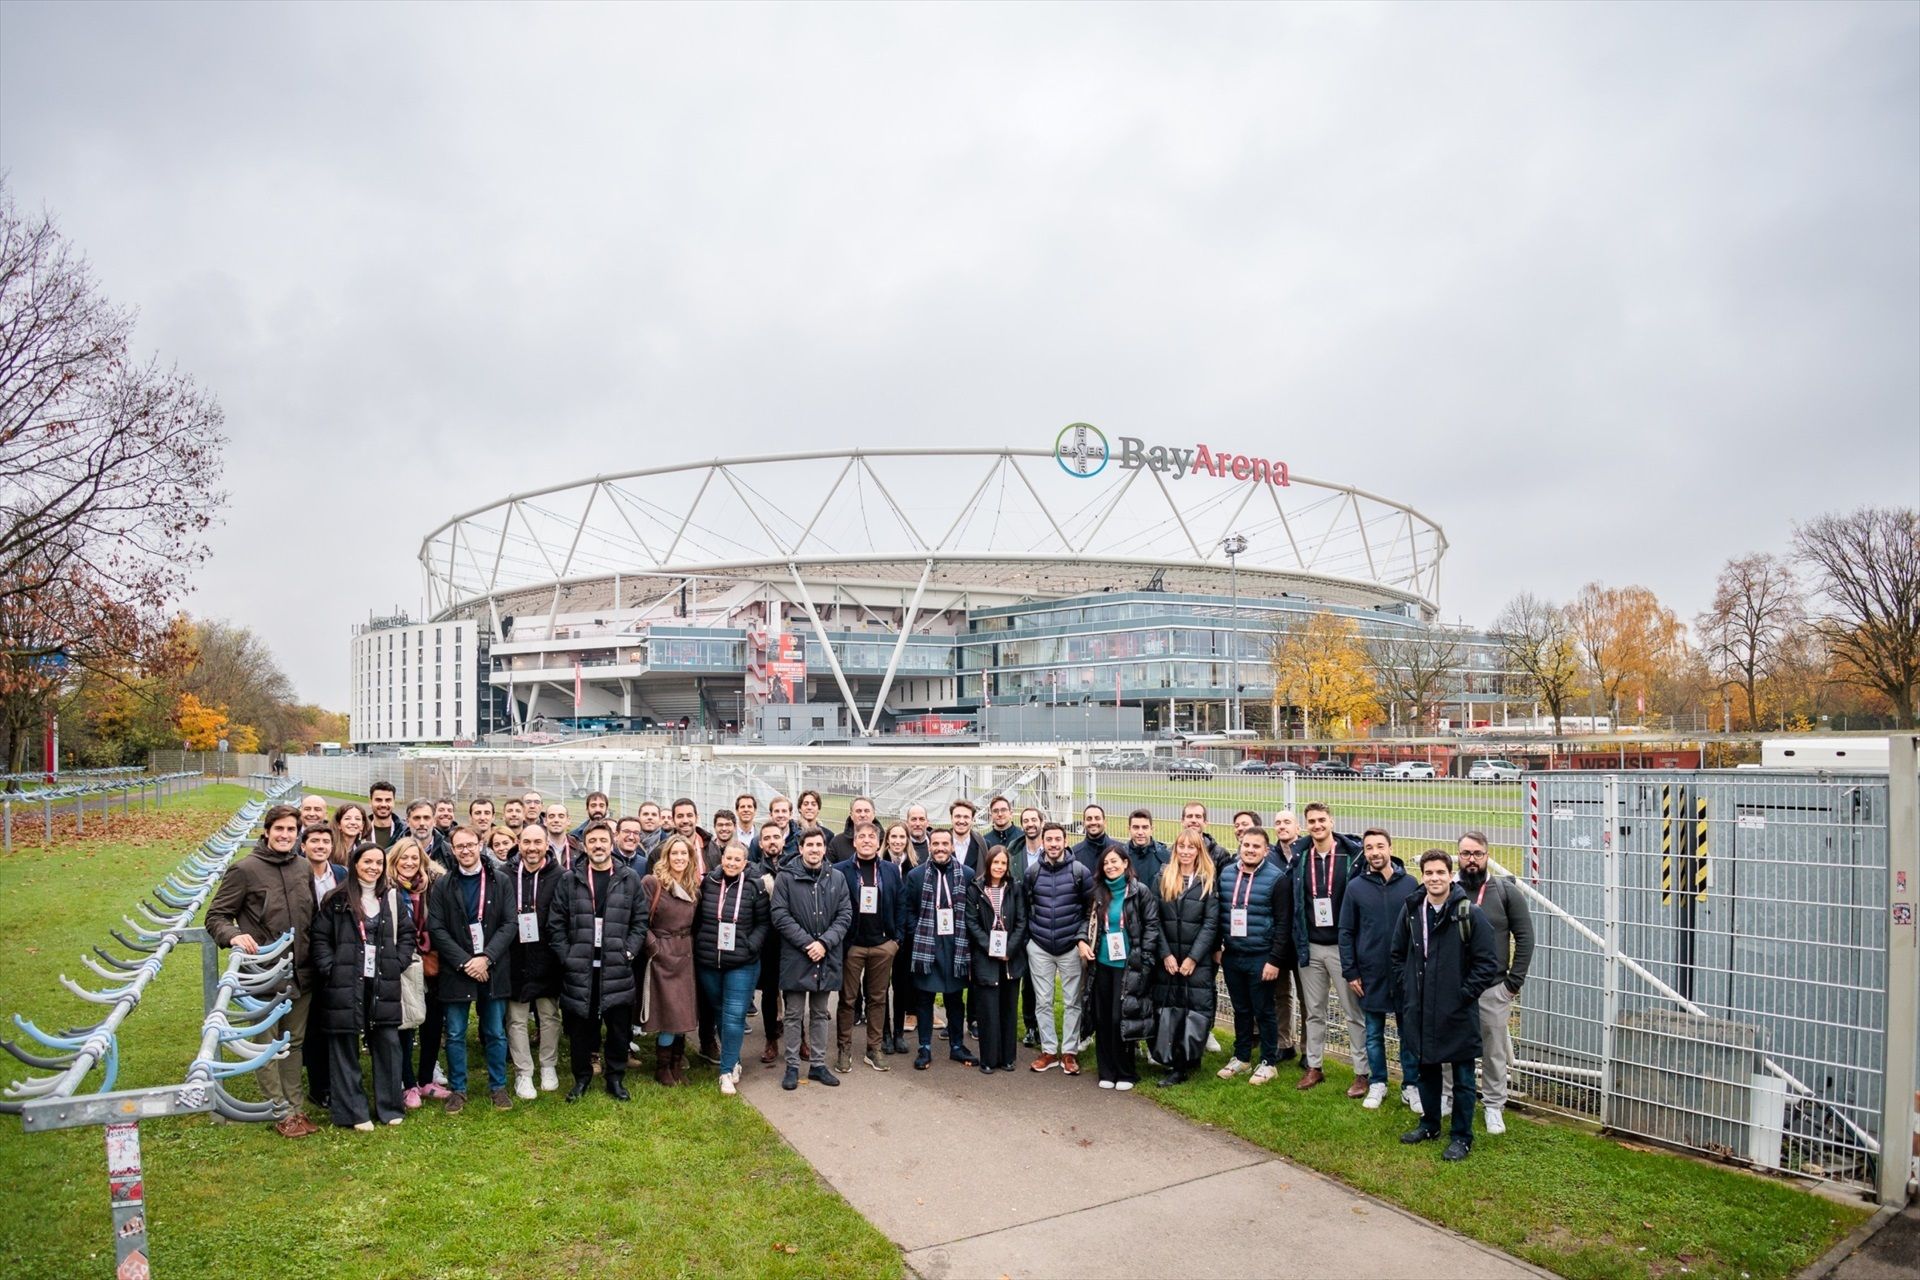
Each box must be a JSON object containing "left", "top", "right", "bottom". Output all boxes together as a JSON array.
[
  {"left": 442, "top": 997, "right": 508, "bottom": 1094},
  {"left": 699, "top": 965, "right": 759, "bottom": 1075},
  {"left": 1418, "top": 1060, "right": 1477, "bottom": 1143},
  {"left": 1221, "top": 953, "right": 1279, "bottom": 1065},
  {"left": 1363, "top": 1010, "right": 1420, "bottom": 1086}
]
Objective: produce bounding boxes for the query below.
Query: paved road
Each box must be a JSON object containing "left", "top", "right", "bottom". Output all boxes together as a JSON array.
[{"left": 740, "top": 1051, "right": 1546, "bottom": 1280}]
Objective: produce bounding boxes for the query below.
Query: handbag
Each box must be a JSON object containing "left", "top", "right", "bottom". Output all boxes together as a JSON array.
[{"left": 393, "top": 891, "right": 427, "bottom": 1029}]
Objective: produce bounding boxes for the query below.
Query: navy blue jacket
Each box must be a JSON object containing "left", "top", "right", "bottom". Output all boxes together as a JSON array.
[
  {"left": 1026, "top": 851, "right": 1095, "bottom": 955},
  {"left": 1071, "top": 829, "right": 1121, "bottom": 878},
  {"left": 1123, "top": 839, "right": 1170, "bottom": 887},
  {"left": 1217, "top": 854, "right": 1292, "bottom": 967},
  {"left": 834, "top": 855, "right": 906, "bottom": 945},
  {"left": 1337, "top": 862, "right": 1424, "bottom": 1014}
]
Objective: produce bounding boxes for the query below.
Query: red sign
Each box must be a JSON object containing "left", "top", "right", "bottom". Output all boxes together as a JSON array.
[{"left": 769, "top": 635, "right": 806, "bottom": 704}]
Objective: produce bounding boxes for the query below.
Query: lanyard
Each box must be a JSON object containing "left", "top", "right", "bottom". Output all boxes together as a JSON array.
[
  {"left": 1311, "top": 850, "right": 1334, "bottom": 899},
  {"left": 587, "top": 867, "right": 603, "bottom": 914},
  {"left": 986, "top": 884, "right": 1005, "bottom": 929},
  {"left": 469, "top": 871, "right": 487, "bottom": 924},
  {"left": 1422, "top": 902, "right": 1445, "bottom": 956},
  {"left": 935, "top": 868, "right": 952, "bottom": 912},
  {"left": 517, "top": 865, "right": 541, "bottom": 913},
  {"left": 1232, "top": 863, "right": 1256, "bottom": 910},
  {"left": 1474, "top": 879, "right": 1489, "bottom": 907},
  {"left": 716, "top": 875, "right": 745, "bottom": 927}
]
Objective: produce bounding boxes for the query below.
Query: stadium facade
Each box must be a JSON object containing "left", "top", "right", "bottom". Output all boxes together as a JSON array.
[{"left": 350, "top": 437, "right": 1508, "bottom": 745}]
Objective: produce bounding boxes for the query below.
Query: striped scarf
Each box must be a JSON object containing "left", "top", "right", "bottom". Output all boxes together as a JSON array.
[{"left": 910, "top": 859, "right": 971, "bottom": 984}]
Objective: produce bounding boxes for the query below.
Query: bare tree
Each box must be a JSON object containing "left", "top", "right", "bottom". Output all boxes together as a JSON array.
[
  {"left": 1695, "top": 553, "right": 1803, "bottom": 729},
  {"left": 0, "top": 185, "right": 226, "bottom": 769},
  {"left": 1490, "top": 592, "right": 1585, "bottom": 735},
  {"left": 1793, "top": 507, "right": 1920, "bottom": 729},
  {"left": 1365, "top": 625, "right": 1464, "bottom": 733}
]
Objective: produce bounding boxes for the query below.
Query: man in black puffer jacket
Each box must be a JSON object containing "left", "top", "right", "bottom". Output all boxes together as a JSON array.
[
  {"left": 427, "top": 826, "right": 516, "bottom": 1113},
  {"left": 1391, "top": 849, "right": 1500, "bottom": 1162},
  {"left": 1026, "top": 822, "right": 1094, "bottom": 1074},
  {"left": 547, "top": 820, "right": 649, "bottom": 1102}
]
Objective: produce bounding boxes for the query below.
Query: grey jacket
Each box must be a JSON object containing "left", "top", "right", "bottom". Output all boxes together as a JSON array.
[{"left": 1466, "top": 873, "right": 1535, "bottom": 989}]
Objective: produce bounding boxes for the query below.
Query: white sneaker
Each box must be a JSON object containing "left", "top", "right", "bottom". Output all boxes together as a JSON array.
[
  {"left": 1440, "top": 1095, "right": 1453, "bottom": 1118},
  {"left": 1115, "top": 1080, "right": 1134, "bottom": 1091},
  {"left": 1206, "top": 1032, "right": 1222, "bottom": 1053},
  {"left": 1484, "top": 1106, "right": 1506, "bottom": 1135},
  {"left": 629, "top": 1039, "right": 642, "bottom": 1056},
  {"left": 1363, "top": 1082, "right": 1388, "bottom": 1110},
  {"left": 1098, "top": 1079, "right": 1116, "bottom": 1089},
  {"left": 1249, "top": 1063, "right": 1277, "bottom": 1086},
  {"left": 731, "top": 1064, "right": 743, "bottom": 1084},
  {"left": 1403, "top": 1086, "right": 1423, "bottom": 1115},
  {"left": 720, "top": 1074, "right": 737, "bottom": 1096},
  {"left": 539, "top": 1067, "right": 559, "bottom": 1092},
  {"left": 1217, "top": 1057, "right": 1249, "bottom": 1080},
  {"left": 431, "top": 1063, "right": 448, "bottom": 1086},
  {"left": 513, "top": 1073, "right": 536, "bottom": 1101}
]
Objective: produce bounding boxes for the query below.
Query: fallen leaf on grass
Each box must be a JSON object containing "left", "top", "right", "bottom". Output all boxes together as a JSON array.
[
  {"left": 769, "top": 1243, "right": 798, "bottom": 1255},
  {"left": 1077, "top": 1138, "right": 1093, "bottom": 1147}
]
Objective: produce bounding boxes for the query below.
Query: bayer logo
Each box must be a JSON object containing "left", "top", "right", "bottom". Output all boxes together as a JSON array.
[{"left": 1054, "top": 423, "right": 1109, "bottom": 478}]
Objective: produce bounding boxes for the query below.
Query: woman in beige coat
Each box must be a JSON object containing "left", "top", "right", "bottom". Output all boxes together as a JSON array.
[{"left": 641, "top": 835, "right": 702, "bottom": 1084}]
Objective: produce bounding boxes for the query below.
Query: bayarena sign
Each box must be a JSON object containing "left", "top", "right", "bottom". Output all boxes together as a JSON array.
[{"left": 1053, "top": 422, "right": 1290, "bottom": 487}]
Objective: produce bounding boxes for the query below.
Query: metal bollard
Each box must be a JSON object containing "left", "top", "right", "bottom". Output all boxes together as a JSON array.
[{"left": 3, "top": 798, "right": 9, "bottom": 854}]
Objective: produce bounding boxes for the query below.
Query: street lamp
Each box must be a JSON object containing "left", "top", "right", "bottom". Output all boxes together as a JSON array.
[{"left": 1221, "top": 533, "right": 1249, "bottom": 732}]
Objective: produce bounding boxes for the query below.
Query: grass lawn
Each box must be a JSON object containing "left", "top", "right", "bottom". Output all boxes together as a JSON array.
[
  {"left": 0, "top": 785, "right": 901, "bottom": 1280},
  {"left": 1127, "top": 1044, "right": 1867, "bottom": 1280}
]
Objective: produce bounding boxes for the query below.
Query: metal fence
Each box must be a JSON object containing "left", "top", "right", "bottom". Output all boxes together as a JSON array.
[
  {"left": 1514, "top": 767, "right": 1914, "bottom": 1200},
  {"left": 281, "top": 746, "right": 1075, "bottom": 832}
]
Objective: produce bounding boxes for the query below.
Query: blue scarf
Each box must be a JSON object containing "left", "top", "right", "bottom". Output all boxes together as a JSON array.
[{"left": 910, "top": 859, "right": 970, "bottom": 983}]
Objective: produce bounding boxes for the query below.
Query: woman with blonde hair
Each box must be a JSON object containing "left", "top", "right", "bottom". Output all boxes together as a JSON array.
[
  {"left": 640, "top": 834, "right": 702, "bottom": 1085},
  {"left": 1151, "top": 830, "right": 1220, "bottom": 1087},
  {"left": 388, "top": 837, "right": 447, "bottom": 1107}
]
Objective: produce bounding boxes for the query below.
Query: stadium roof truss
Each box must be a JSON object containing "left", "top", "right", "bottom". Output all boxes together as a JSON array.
[{"left": 419, "top": 448, "right": 1448, "bottom": 734}]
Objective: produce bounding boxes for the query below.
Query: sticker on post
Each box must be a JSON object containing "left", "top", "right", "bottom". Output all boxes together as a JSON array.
[
  {"left": 1737, "top": 814, "right": 1766, "bottom": 830},
  {"left": 117, "top": 1250, "right": 150, "bottom": 1280},
  {"left": 1894, "top": 902, "right": 1914, "bottom": 928},
  {"left": 109, "top": 1175, "right": 143, "bottom": 1206},
  {"left": 105, "top": 1122, "right": 140, "bottom": 1176}
]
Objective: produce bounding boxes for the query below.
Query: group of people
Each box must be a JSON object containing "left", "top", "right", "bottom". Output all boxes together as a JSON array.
[{"left": 206, "top": 783, "right": 1531, "bottom": 1162}]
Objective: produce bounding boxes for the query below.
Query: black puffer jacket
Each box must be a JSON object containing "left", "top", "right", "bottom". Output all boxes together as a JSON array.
[
  {"left": 505, "top": 860, "right": 564, "bottom": 1002},
  {"left": 311, "top": 887, "right": 416, "bottom": 1033},
  {"left": 1389, "top": 886, "right": 1501, "bottom": 1064},
  {"left": 427, "top": 866, "right": 516, "bottom": 1001},
  {"left": 1151, "top": 873, "right": 1221, "bottom": 1020},
  {"left": 547, "top": 858, "right": 649, "bottom": 1016},
  {"left": 695, "top": 866, "right": 773, "bottom": 972},
  {"left": 965, "top": 878, "right": 1030, "bottom": 987},
  {"left": 1078, "top": 879, "right": 1164, "bottom": 1042},
  {"left": 771, "top": 858, "right": 853, "bottom": 993}
]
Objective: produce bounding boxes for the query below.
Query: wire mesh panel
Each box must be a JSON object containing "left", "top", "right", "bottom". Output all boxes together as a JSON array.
[{"left": 1518, "top": 769, "right": 1892, "bottom": 1193}]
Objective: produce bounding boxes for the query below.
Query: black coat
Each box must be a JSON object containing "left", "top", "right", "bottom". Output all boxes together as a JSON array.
[
  {"left": 547, "top": 859, "right": 650, "bottom": 1016},
  {"left": 694, "top": 867, "right": 773, "bottom": 972},
  {"left": 1338, "top": 864, "right": 1423, "bottom": 1014},
  {"left": 1151, "top": 874, "right": 1221, "bottom": 1020},
  {"left": 771, "top": 858, "right": 853, "bottom": 992},
  {"left": 965, "top": 878, "right": 1029, "bottom": 987},
  {"left": 504, "top": 860, "right": 565, "bottom": 1002},
  {"left": 1389, "top": 887, "right": 1501, "bottom": 1064},
  {"left": 427, "top": 866, "right": 516, "bottom": 1002},
  {"left": 1079, "top": 879, "right": 1164, "bottom": 1042},
  {"left": 311, "top": 887, "right": 416, "bottom": 1033}
]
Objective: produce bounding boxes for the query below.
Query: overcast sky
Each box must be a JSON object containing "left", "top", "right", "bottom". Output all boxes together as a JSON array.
[{"left": 3, "top": 2, "right": 1916, "bottom": 709}]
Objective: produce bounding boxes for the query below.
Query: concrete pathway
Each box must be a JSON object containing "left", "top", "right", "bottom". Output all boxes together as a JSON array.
[{"left": 739, "top": 1050, "right": 1546, "bottom": 1280}]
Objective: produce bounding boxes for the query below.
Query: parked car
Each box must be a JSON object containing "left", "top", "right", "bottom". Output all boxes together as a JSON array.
[
  {"left": 1358, "top": 762, "right": 1386, "bottom": 779},
  {"left": 1167, "top": 757, "right": 1217, "bottom": 780},
  {"left": 1469, "top": 759, "right": 1523, "bottom": 784},
  {"left": 1233, "top": 760, "right": 1276, "bottom": 775},
  {"left": 1383, "top": 761, "right": 1437, "bottom": 781},
  {"left": 1307, "top": 761, "right": 1360, "bottom": 778}
]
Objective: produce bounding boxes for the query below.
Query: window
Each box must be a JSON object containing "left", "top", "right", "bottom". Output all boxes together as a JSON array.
[
  {"left": 811, "top": 716, "right": 825, "bottom": 729},
  {"left": 777, "top": 716, "right": 792, "bottom": 731}
]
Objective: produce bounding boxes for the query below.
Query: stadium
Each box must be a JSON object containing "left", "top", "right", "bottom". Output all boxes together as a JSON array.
[{"left": 350, "top": 433, "right": 1485, "bottom": 745}]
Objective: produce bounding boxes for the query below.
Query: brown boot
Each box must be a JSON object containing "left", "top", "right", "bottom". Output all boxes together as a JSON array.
[
  {"left": 669, "top": 1042, "right": 689, "bottom": 1086},
  {"left": 1297, "top": 1066, "right": 1325, "bottom": 1090},
  {"left": 760, "top": 1039, "right": 779, "bottom": 1065},
  {"left": 654, "top": 1043, "right": 675, "bottom": 1088},
  {"left": 1346, "top": 1074, "right": 1371, "bottom": 1099}
]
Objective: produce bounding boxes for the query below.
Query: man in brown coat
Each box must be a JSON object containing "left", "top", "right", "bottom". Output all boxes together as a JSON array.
[{"left": 206, "top": 803, "right": 321, "bottom": 1137}]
